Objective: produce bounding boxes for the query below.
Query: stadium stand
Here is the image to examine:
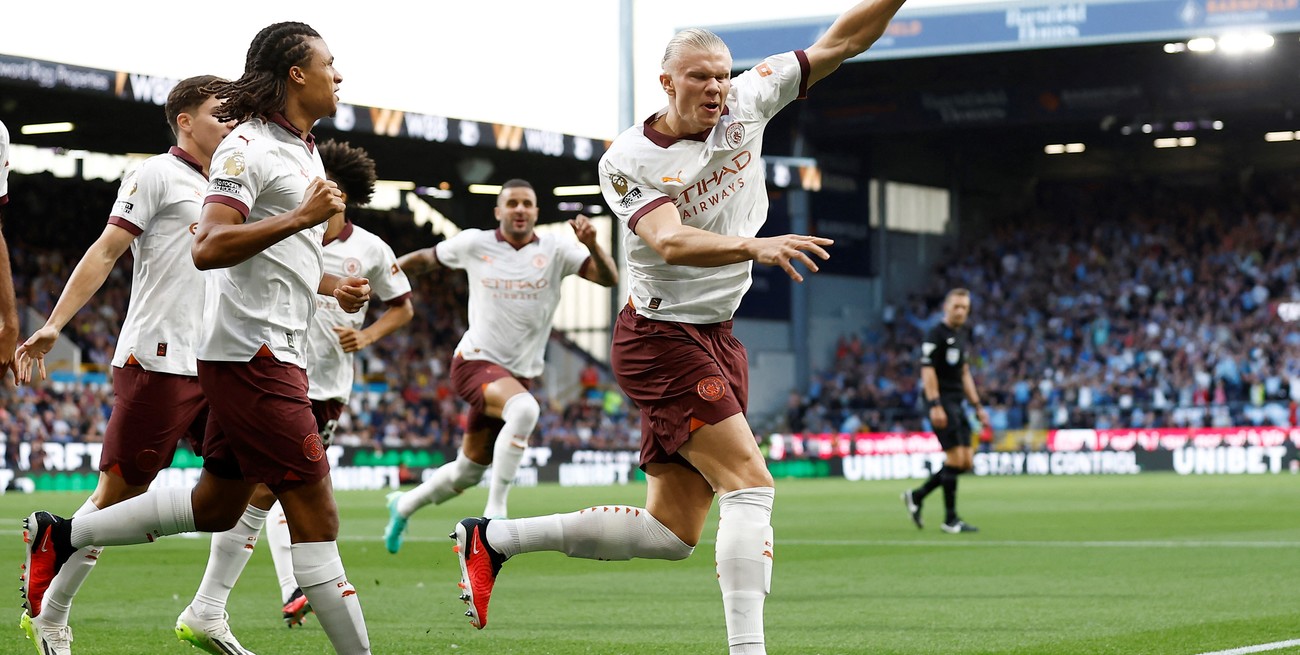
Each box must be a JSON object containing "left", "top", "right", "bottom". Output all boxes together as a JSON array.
[
  {"left": 3, "top": 172, "right": 639, "bottom": 454},
  {"left": 787, "top": 173, "right": 1300, "bottom": 437}
]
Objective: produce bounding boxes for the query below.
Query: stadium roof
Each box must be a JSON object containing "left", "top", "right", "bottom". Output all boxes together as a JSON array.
[
  {"left": 0, "top": 53, "right": 609, "bottom": 230},
  {"left": 695, "top": 0, "right": 1300, "bottom": 212},
  {"left": 707, "top": 0, "right": 1300, "bottom": 66}
]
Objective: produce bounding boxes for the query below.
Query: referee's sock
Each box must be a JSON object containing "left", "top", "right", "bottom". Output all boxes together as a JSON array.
[
  {"left": 940, "top": 466, "right": 960, "bottom": 524},
  {"left": 913, "top": 465, "right": 948, "bottom": 502}
]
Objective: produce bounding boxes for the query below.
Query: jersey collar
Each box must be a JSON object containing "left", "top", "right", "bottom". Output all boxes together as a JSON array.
[
  {"left": 268, "top": 112, "right": 316, "bottom": 153},
  {"left": 494, "top": 228, "right": 539, "bottom": 250},
  {"left": 324, "top": 219, "right": 354, "bottom": 246},
  {"left": 168, "top": 146, "right": 206, "bottom": 179},
  {"left": 641, "top": 107, "right": 729, "bottom": 149}
]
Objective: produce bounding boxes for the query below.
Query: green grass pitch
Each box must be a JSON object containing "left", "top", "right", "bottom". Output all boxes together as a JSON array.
[{"left": 2, "top": 474, "right": 1298, "bottom": 654}]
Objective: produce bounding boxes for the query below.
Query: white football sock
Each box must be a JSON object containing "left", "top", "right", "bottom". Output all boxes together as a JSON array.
[
  {"left": 716, "top": 487, "right": 775, "bottom": 655},
  {"left": 294, "top": 541, "right": 370, "bottom": 655},
  {"left": 190, "top": 504, "right": 268, "bottom": 621},
  {"left": 487, "top": 505, "right": 693, "bottom": 561},
  {"left": 396, "top": 450, "right": 487, "bottom": 517},
  {"left": 69, "top": 487, "right": 193, "bottom": 548},
  {"left": 40, "top": 498, "right": 102, "bottom": 625},
  {"left": 265, "top": 501, "right": 298, "bottom": 602},
  {"left": 483, "top": 393, "right": 540, "bottom": 519}
]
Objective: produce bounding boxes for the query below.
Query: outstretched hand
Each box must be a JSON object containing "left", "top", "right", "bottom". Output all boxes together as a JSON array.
[
  {"left": 15, "top": 325, "right": 58, "bottom": 386},
  {"left": 751, "top": 234, "right": 834, "bottom": 282}
]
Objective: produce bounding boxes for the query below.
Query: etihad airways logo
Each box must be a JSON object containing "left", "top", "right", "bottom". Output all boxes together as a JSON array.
[
  {"left": 674, "top": 150, "right": 753, "bottom": 220},
  {"left": 481, "top": 278, "right": 551, "bottom": 291}
]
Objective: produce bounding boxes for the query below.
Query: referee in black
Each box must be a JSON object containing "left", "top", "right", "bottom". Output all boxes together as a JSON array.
[{"left": 903, "top": 288, "right": 989, "bottom": 533}]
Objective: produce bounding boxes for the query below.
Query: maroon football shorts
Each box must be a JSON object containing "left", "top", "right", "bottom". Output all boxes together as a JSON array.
[{"left": 610, "top": 305, "right": 748, "bottom": 470}]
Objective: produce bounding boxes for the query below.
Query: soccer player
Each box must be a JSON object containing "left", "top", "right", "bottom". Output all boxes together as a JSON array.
[
  {"left": 383, "top": 179, "right": 617, "bottom": 551},
  {"left": 14, "top": 75, "right": 234, "bottom": 655},
  {"left": 902, "top": 288, "right": 989, "bottom": 533},
  {"left": 21, "top": 22, "right": 375, "bottom": 655},
  {"left": 0, "top": 118, "right": 21, "bottom": 382},
  {"left": 448, "top": 2, "right": 905, "bottom": 653},
  {"left": 267, "top": 139, "right": 413, "bottom": 625}
]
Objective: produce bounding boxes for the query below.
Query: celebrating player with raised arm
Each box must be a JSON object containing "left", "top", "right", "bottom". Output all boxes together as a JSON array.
[
  {"left": 447, "top": 2, "right": 906, "bottom": 653},
  {"left": 384, "top": 179, "right": 617, "bottom": 552}
]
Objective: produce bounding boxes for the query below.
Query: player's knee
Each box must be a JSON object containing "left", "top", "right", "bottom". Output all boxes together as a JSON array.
[
  {"left": 90, "top": 482, "right": 148, "bottom": 509},
  {"left": 734, "top": 461, "right": 774, "bottom": 490},
  {"left": 503, "top": 392, "right": 540, "bottom": 427},
  {"left": 193, "top": 502, "right": 246, "bottom": 533}
]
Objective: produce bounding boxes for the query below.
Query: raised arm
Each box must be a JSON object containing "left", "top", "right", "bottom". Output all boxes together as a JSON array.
[
  {"left": 805, "top": 0, "right": 908, "bottom": 87},
  {"left": 396, "top": 247, "right": 441, "bottom": 277},
  {"left": 569, "top": 215, "right": 618, "bottom": 287}
]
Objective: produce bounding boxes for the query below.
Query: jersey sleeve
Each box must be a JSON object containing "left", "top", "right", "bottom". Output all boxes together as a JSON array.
[
  {"left": 368, "top": 238, "right": 413, "bottom": 304},
  {"left": 107, "top": 161, "right": 162, "bottom": 236},
  {"left": 920, "top": 328, "right": 938, "bottom": 368},
  {"left": 558, "top": 239, "right": 591, "bottom": 278},
  {"left": 730, "top": 51, "right": 810, "bottom": 123},
  {"left": 204, "top": 137, "right": 264, "bottom": 219},
  {"left": 598, "top": 151, "right": 673, "bottom": 234},
  {"left": 432, "top": 229, "right": 478, "bottom": 270}
]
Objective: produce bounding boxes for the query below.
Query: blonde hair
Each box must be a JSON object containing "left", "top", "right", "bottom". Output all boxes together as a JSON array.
[{"left": 661, "top": 28, "right": 729, "bottom": 74}]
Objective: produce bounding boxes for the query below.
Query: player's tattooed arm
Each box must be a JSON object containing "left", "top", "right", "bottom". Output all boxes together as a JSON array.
[{"left": 396, "top": 247, "right": 440, "bottom": 277}]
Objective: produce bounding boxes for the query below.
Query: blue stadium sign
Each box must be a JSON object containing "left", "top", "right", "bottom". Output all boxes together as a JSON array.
[{"left": 707, "top": 0, "right": 1300, "bottom": 67}]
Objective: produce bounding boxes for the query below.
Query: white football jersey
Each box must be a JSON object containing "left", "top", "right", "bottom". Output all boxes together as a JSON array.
[
  {"left": 436, "top": 228, "right": 589, "bottom": 378},
  {"left": 199, "top": 115, "right": 327, "bottom": 368},
  {"left": 0, "top": 119, "right": 10, "bottom": 207},
  {"left": 109, "top": 147, "right": 208, "bottom": 376},
  {"left": 306, "top": 222, "right": 412, "bottom": 402},
  {"left": 599, "top": 50, "right": 809, "bottom": 324}
]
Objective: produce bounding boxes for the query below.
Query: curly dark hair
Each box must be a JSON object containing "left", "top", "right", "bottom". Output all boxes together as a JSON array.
[
  {"left": 202, "top": 22, "right": 321, "bottom": 124},
  {"left": 319, "top": 140, "right": 376, "bottom": 207}
]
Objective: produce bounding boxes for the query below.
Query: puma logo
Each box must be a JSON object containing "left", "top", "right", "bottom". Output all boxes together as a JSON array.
[{"left": 662, "top": 170, "right": 684, "bottom": 184}]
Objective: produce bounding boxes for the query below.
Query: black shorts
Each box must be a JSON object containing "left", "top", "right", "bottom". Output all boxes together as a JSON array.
[{"left": 934, "top": 397, "right": 972, "bottom": 451}]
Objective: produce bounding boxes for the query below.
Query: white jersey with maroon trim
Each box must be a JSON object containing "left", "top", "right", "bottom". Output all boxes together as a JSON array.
[
  {"left": 307, "top": 222, "right": 412, "bottom": 402},
  {"left": 0, "top": 119, "right": 10, "bottom": 206},
  {"left": 199, "top": 115, "right": 327, "bottom": 368},
  {"left": 598, "top": 50, "right": 809, "bottom": 324},
  {"left": 108, "top": 147, "right": 208, "bottom": 376},
  {"left": 436, "top": 228, "right": 589, "bottom": 378}
]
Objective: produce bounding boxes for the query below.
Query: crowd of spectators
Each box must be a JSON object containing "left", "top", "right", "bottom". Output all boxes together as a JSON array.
[
  {"left": 12, "top": 170, "right": 1300, "bottom": 457},
  {"left": 789, "top": 174, "right": 1300, "bottom": 436},
  {"left": 2, "top": 171, "right": 638, "bottom": 457}
]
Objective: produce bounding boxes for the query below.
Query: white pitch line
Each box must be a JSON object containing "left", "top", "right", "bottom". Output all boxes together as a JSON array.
[
  {"left": 775, "top": 539, "right": 1300, "bottom": 549},
  {"left": 1193, "top": 639, "right": 1300, "bottom": 655}
]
